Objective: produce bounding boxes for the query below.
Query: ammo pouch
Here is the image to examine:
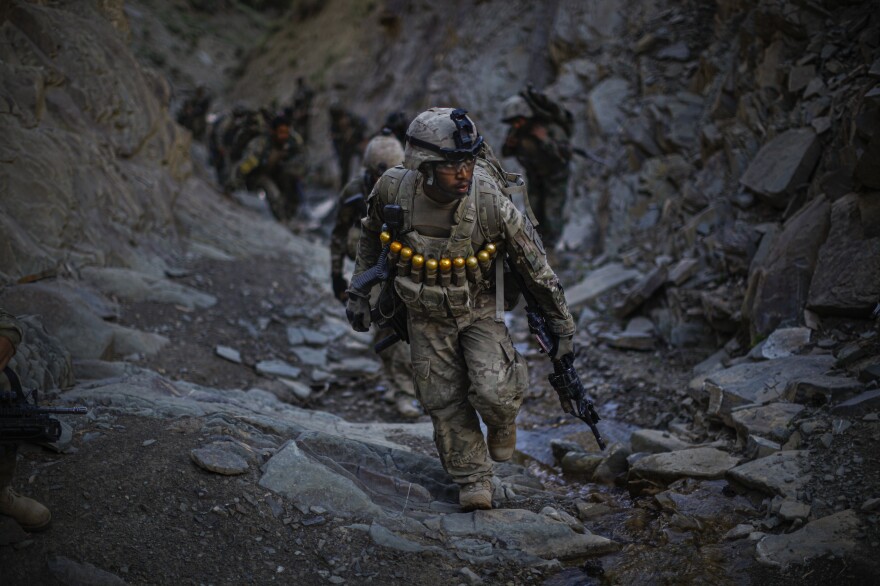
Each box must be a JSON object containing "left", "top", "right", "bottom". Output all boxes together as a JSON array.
[{"left": 394, "top": 278, "right": 472, "bottom": 319}]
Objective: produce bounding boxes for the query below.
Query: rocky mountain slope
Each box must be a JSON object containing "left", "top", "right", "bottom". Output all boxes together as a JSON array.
[{"left": 1, "top": 0, "right": 879, "bottom": 584}]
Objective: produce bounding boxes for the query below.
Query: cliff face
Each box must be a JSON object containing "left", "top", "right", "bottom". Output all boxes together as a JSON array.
[
  {"left": 0, "top": 0, "right": 190, "bottom": 280},
  {"left": 1, "top": 0, "right": 878, "bottom": 348},
  {"left": 234, "top": 0, "right": 880, "bottom": 342}
]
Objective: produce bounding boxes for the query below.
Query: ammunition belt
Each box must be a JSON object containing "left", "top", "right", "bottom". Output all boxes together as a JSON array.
[{"left": 377, "top": 230, "right": 499, "bottom": 288}]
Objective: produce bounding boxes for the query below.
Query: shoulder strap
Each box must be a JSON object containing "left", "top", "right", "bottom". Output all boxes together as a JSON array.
[{"left": 375, "top": 166, "right": 417, "bottom": 232}]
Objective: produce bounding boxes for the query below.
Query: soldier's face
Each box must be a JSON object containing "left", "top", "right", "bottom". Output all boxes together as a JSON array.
[{"left": 433, "top": 159, "right": 476, "bottom": 198}]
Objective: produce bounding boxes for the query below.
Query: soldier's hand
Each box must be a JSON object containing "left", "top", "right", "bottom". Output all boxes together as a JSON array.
[
  {"left": 345, "top": 291, "right": 371, "bottom": 332},
  {"left": 332, "top": 273, "right": 349, "bottom": 303},
  {"left": 550, "top": 335, "right": 573, "bottom": 360}
]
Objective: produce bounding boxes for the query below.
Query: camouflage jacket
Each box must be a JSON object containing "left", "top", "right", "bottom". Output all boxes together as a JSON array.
[
  {"left": 353, "top": 160, "right": 575, "bottom": 336},
  {"left": 227, "top": 131, "right": 304, "bottom": 189},
  {"left": 330, "top": 176, "right": 368, "bottom": 276}
]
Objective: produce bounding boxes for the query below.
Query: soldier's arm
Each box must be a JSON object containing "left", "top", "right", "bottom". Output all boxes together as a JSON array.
[
  {"left": 533, "top": 122, "right": 572, "bottom": 165},
  {"left": 351, "top": 175, "right": 388, "bottom": 279},
  {"left": 499, "top": 198, "right": 575, "bottom": 337},
  {"left": 329, "top": 181, "right": 360, "bottom": 276},
  {"left": 0, "top": 309, "right": 23, "bottom": 370}
]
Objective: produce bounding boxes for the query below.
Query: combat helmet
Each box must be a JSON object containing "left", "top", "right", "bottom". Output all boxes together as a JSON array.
[
  {"left": 403, "top": 107, "right": 483, "bottom": 171},
  {"left": 363, "top": 129, "right": 404, "bottom": 175},
  {"left": 500, "top": 94, "right": 532, "bottom": 123}
]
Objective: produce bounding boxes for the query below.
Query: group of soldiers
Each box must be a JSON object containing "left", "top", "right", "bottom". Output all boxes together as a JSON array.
[{"left": 182, "top": 84, "right": 579, "bottom": 513}]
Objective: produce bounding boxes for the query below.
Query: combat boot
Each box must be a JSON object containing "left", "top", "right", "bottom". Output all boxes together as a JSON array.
[
  {"left": 459, "top": 479, "right": 492, "bottom": 511},
  {"left": 0, "top": 486, "right": 51, "bottom": 531},
  {"left": 395, "top": 393, "right": 421, "bottom": 419},
  {"left": 487, "top": 424, "right": 516, "bottom": 462}
]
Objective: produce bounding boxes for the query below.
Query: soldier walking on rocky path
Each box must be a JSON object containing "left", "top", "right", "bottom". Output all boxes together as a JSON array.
[
  {"left": 329, "top": 104, "right": 368, "bottom": 187},
  {"left": 330, "top": 130, "right": 419, "bottom": 418},
  {"left": 345, "top": 108, "right": 575, "bottom": 510}
]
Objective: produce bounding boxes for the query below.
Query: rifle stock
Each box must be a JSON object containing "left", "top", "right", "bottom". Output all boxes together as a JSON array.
[{"left": 1, "top": 367, "right": 87, "bottom": 443}]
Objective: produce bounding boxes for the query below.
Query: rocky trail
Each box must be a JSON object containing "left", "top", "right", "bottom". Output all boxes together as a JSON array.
[{"left": 1, "top": 0, "right": 879, "bottom": 584}]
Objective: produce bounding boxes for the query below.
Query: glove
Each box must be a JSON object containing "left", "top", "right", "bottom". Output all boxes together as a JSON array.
[
  {"left": 550, "top": 335, "right": 574, "bottom": 359},
  {"left": 332, "top": 273, "right": 348, "bottom": 303},
  {"left": 345, "top": 291, "right": 371, "bottom": 332}
]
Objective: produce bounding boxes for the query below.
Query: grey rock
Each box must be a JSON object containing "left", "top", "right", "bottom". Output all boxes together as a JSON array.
[
  {"left": 761, "top": 327, "right": 811, "bottom": 359},
  {"left": 691, "top": 348, "right": 728, "bottom": 377},
  {"left": 756, "top": 510, "right": 860, "bottom": 568},
  {"left": 614, "top": 266, "right": 667, "bottom": 318},
  {"left": 191, "top": 445, "right": 249, "bottom": 475},
  {"left": 564, "top": 263, "right": 641, "bottom": 308},
  {"left": 630, "top": 429, "right": 692, "bottom": 454},
  {"left": 592, "top": 442, "right": 631, "bottom": 483},
  {"left": 832, "top": 390, "right": 880, "bottom": 415},
  {"left": 746, "top": 435, "right": 781, "bottom": 459},
  {"left": 700, "top": 356, "right": 835, "bottom": 425},
  {"left": 587, "top": 78, "right": 631, "bottom": 136},
  {"left": 778, "top": 499, "right": 810, "bottom": 522},
  {"left": 599, "top": 330, "right": 655, "bottom": 351},
  {"left": 575, "top": 501, "right": 613, "bottom": 520},
  {"left": 790, "top": 374, "right": 864, "bottom": 404},
  {"left": 328, "top": 356, "right": 382, "bottom": 377},
  {"left": 788, "top": 65, "right": 815, "bottom": 94},
  {"left": 727, "top": 451, "right": 810, "bottom": 498},
  {"left": 666, "top": 258, "right": 699, "bottom": 286},
  {"left": 561, "top": 452, "right": 603, "bottom": 476},
  {"left": 436, "top": 509, "right": 618, "bottom": 560},
  {"left": 861, "top": 498, "right": 880, "bottom": 512},
  {"left": 259, "top": 439, "right": 385, "bottom": 519},
  {"left": 724, "top": 523, "right": 755, "bottom": 541},
  {"left": 279, "top": 378, "right": 312, "bottom": 401},
  {"left": 215, "top": 345, "right": 242, "bottom": 364},
  {"left": 656, "top": 40, "right": 690, "bottom": 61},
  {"left": 290, "top": 346, "right": 327, "bottom": 368},
  {"left": 739, "top": 128, "right": 821, "bottom": 208},
  {"left": 808, "top": 193, "right": 880, "bottom": 317},
  {"left": 368, "top": 523, "right": 432, "bottom": 553},
  {"left": 287, "top": 327, "right": 330, "bottom": 346},
  {"left": 629, "top": 447, "right": 740, "bottom": 483},
  {"left": 730, "top": 402, "right": 804, "bottom": 444},
  {"left": 80, "top": 267, "right": 216, "bottom": 310},
  {"left": 459, "top": 566, "right": 482, "bottom": 585},
  {"left": 256, "top": 360, "right": 302, "bottom": 380}
]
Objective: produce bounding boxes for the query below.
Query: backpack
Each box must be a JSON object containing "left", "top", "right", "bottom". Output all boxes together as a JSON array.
[{"left": 520, "top": 84, "right": 575, "bottom": 138}]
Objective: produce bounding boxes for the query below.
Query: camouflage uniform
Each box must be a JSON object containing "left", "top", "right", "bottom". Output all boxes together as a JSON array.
[
  {"left": 329, "top": 107, "right": 367, "bottom": 186},
  {"left": 352, "top": 158, "right": 574, "bottom": 486},
  {"left": 227, "top": 127, "right": 306, "bottom": 220},
  {"left": 0, "top": 309, "right": 23, "bottom": 489},
  {"left": 501, "top": 120, "right": 571, "bottom": 248},
  {"left": 330, "top": 156, "right": 416, "bottom": 410}
]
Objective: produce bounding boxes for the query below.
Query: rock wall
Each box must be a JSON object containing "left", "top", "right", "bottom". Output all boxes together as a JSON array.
[{"left": 234, "top": 0, "right": 880, "bottom": 345}]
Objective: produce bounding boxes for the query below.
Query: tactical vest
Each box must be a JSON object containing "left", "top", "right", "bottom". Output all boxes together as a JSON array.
[{"left": 377, "top": 157, "right": 526, "bottom": 321}]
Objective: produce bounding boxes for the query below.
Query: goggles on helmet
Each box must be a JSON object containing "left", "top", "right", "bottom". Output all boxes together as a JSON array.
[{"left": 405, "top": 108, "right": 484, "bottom": 162}]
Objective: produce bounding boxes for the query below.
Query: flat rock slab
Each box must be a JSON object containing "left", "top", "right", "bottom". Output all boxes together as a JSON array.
[
  {"left": 81, "top": 266, "right": 217, "bottom": 310},
  {"left": 831, "top": 389, "right": 880, "bottom": 415},
  {"left": 726, "top": 450, "right": 810, "bottom": 498},
  {"left": 256, "top": 359, "right": 302, "bottom": 379},
  {"left": 215, "top": 345, "right": 242, "bottom": 364},
  {"left": 629, "top": 447, "right": 740, "bottom": 483},
  {"left": 702, "top": 355, "right": 835, "bottom": 425},
  {"left": 329, "top": 356, "right": 382, "bottom": 377},
  {"left": 739, "top": 127, "right": 821, "bottom": 207},
  {"left": 259, "top": 439, "right": 385, "bottom": 519},
  {"left": 630, "top": 429, "right": 693, "bottom": 453},
  {"left": 290, "top": 346, "right": 328, "bottom": 368},
  {"left": 429, "top": 509, "right": 618, "bottom": 560},
  {"left": 790, "top": 374, "right": 864, "bottom": 403},
  {"left": 761, "top": 327, "right": 811, "bottom": 359},
  {"left": 599, "top": 330, "right": 655, "bottom": 351},
  {"left": 191, "top": 445, "right": 249, "bottom": 475},
  {"left": 756, "top": 509, "right": 861, "bottom": 568},
  {"left": 730, "top": 402, "right": 805, "bottom": 444},
  {"left": 287, "top": 327, "right": 331, "bottom": 346},
  {"left": 565, "top": 263, "right": 641, "bottom": 307}
]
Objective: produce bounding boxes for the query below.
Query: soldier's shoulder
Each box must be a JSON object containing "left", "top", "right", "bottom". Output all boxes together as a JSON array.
[
  {"left": 340, "top": 177, "right": 363, "bottom": 199},
  {"left": 370, "top": 165, "right": 411, "bottom": 201},
  {"left": 473, "top": 161, "right": 506, "bottom": 197}
]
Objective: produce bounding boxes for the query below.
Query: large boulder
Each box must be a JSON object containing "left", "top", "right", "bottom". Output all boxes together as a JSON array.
[
  {"left": 807, "top": 193, "right": 880, "bottom": 317},
  {"left": 739, "top": 129, "right": 821, "bottom": 208}
]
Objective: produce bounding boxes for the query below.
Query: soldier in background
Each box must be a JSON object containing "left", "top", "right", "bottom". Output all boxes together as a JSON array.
[
  {"left": 289, "top": 77, "right": 314, "bottom": 143},
  {"left": 176, "top": 85, "right": 212, "bottom": 142},
  {"left": 0, "top": 309, "right": 52, "bottom": 532},
  {"left": 346, "top": 108, "right": 575, "bottom": 510},
  {"left": 329, "top": 104, "right": 368, "bottom": 187},
  {"left": 500, "top": 88, "right": 573, "bottom": 249},
  {"left": 382, "top": 110, "right": 409, "bottom": 144},
  {"left": 330, "top": 130, "right": 419, "bottom": 418},
  {"left": 226, "top": 115, "right": 306, "bottom": 221}
]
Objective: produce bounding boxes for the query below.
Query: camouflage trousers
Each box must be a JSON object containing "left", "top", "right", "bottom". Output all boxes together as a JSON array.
[
  {"left": 527, "top": 171, "right": 569, "bottom": 249},
  {"left": 407, "top": 294, "right": 527, "bottom": 485},
  {"left": 375, "top": 327, "right": 415, "bottom": 398},
  {"left": 0, "top": 375, "right": 14, "bottom": 487}
]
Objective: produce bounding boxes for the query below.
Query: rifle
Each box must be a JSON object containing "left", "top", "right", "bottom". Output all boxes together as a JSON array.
[
  {"left": 1, "top": 367, "right": 87, "bottom": 443},
  {"left": 506, "top": 258, "right": 606, "bottom": 450},
  {"left": 348, "top": 204, "right": 409, "bottom": 352}
]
